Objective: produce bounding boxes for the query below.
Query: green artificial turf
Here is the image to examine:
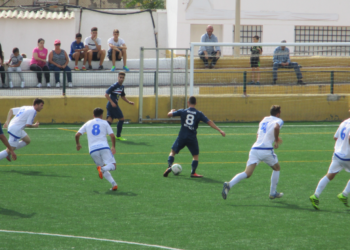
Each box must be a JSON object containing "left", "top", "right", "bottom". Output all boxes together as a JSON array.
[{"left": 0, "top": 122, "right": 349, "bottom": 250}]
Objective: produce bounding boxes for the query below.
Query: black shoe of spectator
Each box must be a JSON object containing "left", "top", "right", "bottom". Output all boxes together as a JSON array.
[
  {"left": 204, "top": 64, "right": 209, "bottom": 69},
  {"left": 210, "top": 63, "right": 215, "bottom": 69},
  {"left": 297, "top": 80, "right": 306, "bottom": 85},
  {"left": 88, "top": 65, "right": 92, "bottom": 70},
  {"left": 98, "top": 65, "right": 104, "bottom": 70},
  {"left": 273, "top": 79, "right": 277, "bottom": 85}
]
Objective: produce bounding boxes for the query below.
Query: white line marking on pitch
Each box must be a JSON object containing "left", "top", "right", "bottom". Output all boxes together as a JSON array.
[
  {"left": 1, "top": 124, "right": 339, "bottom": 130},
  {"left": 0, "top": 229, "right": 183, "bottom": 250}
]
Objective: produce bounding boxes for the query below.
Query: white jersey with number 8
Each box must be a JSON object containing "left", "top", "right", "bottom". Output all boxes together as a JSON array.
[{"left": 78, "top": 118, "right": 114, "bottom": 154}]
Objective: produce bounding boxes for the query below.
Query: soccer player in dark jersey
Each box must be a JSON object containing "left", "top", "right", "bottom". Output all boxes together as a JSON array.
[
  {"left": 163, "top": 96, "right": 226, "bottom": 178},
  {"left": 105, "top": 72, "right": 134, "bottom": 141}
]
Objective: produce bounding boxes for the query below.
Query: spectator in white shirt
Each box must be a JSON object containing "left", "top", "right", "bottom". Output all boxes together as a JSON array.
[
  {"left": 84, "top": 27, "right": 106, "bottom": 70},
  {"left": 107, "top": 29, "right": 129, "bottom": 72}
]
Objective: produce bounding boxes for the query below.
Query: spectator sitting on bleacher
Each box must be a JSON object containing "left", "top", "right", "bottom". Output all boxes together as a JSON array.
[
  {"left": 198, "top": 25, "right": 221, "bottom": 69},
  {"left": 84, "top": 27, "right": 106, "bottom": 70},
  {"left": 107, "top": 29, "right": 129, "bottom": 72},
  {"left": 273, "top": 40, "right": 305, "bottom": 85},
  {"left": 6, "top": 47, "right": 25, "bottom": 89},
  {"left": 49, "top": 39, "right": 73, "bottom": 88},
  {"left": 30, "top": 38, "right": 50, "bottom": 88},
  {"left": 0, "top": 43, "right": 6, "bottom": 88},
  {"left": 70, "top": 33, "right": 88, "bottom": 71}
]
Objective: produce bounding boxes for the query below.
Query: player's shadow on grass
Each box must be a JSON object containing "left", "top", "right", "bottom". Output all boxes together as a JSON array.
[
  {"left": 116, "top": 141, "right": 151, "bottom": 146},
  {"left": 93, "top": 190, "right": 138, "bottom": 196},
  {"left": 230, "top": 200, "right": 349, "bottom": 214},
  {"left": 1, "top": 170, "right": 70, "bottom": 178},
  {"left": 0, "top": 207, "right": 36, "bottom": 218}
]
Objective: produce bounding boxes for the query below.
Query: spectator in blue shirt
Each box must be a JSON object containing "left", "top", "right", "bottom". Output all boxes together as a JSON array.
[
  {"left": 198, "top": 25, "right": 221, "bottom": 69},
  {"left": 273, "top": 40, "right": 305, "bottom": 85},
  {"left": 69, "top": 33, "right": 88, "bottom": 71}
]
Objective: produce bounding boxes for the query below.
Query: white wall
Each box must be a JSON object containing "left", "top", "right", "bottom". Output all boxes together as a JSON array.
[
  {"left": 168, "top": 0, "right": 350, "bottom": 51},
  {"left": 1, "top": 8, "right": 168, "bottom": 60},
  {"left": 79, "top": 9, "right": 157, "bottom": 59},
  {"left": 0, "top": 18, "right": 75, "bottom": 60}
]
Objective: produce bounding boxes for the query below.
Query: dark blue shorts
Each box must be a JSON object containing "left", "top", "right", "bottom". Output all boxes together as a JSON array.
[
  {"left": 0, "top": 123, "right": 3, "bottom": 135},
  {"left": 106, "top": 104, "right": 124, "bottom": 119},
  {"left": 107, "top": 49, "right": 121, "bottom": 61},
  {"left": 171, "top": 136, "right": 199, "bottom": 156}
]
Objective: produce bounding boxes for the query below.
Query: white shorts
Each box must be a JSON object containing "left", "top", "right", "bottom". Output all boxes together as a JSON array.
[
  {"left": 8, "top": 130, "right": 27, "bottom": 148},
  {"left": 90, "top": 149, "right": 116, "bottom": 167},
  {"left": 246, "top": 148, "right": 278, "bottom": 167},
  {"left": 328, "top": 154, "right": 350, "bottom": 174}
]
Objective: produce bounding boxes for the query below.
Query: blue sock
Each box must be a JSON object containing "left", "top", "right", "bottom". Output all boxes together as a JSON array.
[
  {"left": 117, "top": 120, "right": 124, "bottom": 137},
  {"left": 168, "top": 156, "right": 174, "bottom": 168},
  {"left": 191, "top": 160, "right": 198, "bottom": 174}
]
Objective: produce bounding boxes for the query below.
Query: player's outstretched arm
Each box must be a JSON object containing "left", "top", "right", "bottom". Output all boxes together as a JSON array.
[
  {"left": 0, "top": 135, "right": 17, "bottom": 160},
  {"left": 274, "top": 123, "right": 281, "bottom": 149},
  {"left": 75, "top": 132, "right": 82, "bottom": 151},
  {"left": 109, "top": 133, "right": 116, "bottom": 154},
  {"left": 121, "top": 96, "right": 134, "bottom": 105},
  {"left": 167, "top": 109, "right": 176, "bottom": 117},
  {"left": 207, "top": 120, "right": 225, "bottom": 137}
]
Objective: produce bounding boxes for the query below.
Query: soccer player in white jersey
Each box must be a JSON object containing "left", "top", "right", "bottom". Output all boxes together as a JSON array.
[
  {"left": 222, "top": 105, "right": 284, "bottom": 200},
  {"left": 309, "top": 118, "right": 350, "bottom": 210},
  {"left": 75, "top": 108, "right": 118, "bottom": 191},
  {"left": 0, "top": 98, "right": 44, "bottom": 161}
]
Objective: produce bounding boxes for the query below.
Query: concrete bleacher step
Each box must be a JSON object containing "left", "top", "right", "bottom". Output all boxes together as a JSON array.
[
  {"left": 192, "top": 67, "right": 350, "bottom": 84},
  {"left": 199, "top": 84, "right": 350, "bottom": 95},
  {"left": 191, "top": 56, "right": 350, "bottom": 69}
]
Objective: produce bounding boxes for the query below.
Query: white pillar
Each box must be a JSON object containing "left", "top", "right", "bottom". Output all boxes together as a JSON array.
[{"left": 234, "top": 0, "right": 241, "bottom": 57}]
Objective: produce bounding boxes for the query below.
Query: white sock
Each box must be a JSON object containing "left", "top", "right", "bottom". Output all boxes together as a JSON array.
[
  {"left": 101, "top": 163, "right": 116, "bottom": 172},
  {"left": 315, "top": 176, "right": 330, "bottom": 198},
  {"left": 16, "top": 141, "right": 27, "bottom": 150},
  {"left": 342, "top": 180, "right": 350, "bottom": 196},
  {"left": 270, "top": 170, "right": 280, "bottom": 196},
  {"left": 0, "top": 150, "right": 9, "bottom": 160},
  {"left": 103, "top": 171, "right": 117, "bottom": 186},
  {"left": 229, "top": 172, "right": 247, "bottom": 188}
]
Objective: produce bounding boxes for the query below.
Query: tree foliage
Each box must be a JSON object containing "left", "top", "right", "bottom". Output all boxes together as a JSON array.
[{"left": 123, "top": 0, "right": 165, "bottom": 9}]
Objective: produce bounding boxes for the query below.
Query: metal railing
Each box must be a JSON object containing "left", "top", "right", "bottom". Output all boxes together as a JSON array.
[{"left": 138, "top": 47, "right": 190, "bottom": 123}]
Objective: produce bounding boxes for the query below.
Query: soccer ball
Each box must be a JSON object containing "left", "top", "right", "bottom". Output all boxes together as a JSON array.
[{"left": 171, "top": 164, "right": 182, "bottom": 175}]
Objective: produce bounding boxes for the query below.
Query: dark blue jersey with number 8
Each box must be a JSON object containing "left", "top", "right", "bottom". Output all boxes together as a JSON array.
[{"left": 172, "top": 107, "right": 209, "bottom": 137}]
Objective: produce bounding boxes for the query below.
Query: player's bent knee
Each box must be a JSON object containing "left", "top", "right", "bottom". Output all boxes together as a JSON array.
[
  {"left": 326, "top": 172, "right": 337, "bottom": 180},
  {"left": 245, "top": 171, "right": 253, "bottom": 178}
]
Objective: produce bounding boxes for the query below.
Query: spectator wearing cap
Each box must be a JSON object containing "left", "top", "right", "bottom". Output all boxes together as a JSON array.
[
  {"left": 48, "top": 39, "right": 73, "bottom": 88},
  {"left": 273, "top": 40, "right": 305, "bottom": 85},
  {"left": 30, "top": 38, "right": 50, "bottom": 88}
]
